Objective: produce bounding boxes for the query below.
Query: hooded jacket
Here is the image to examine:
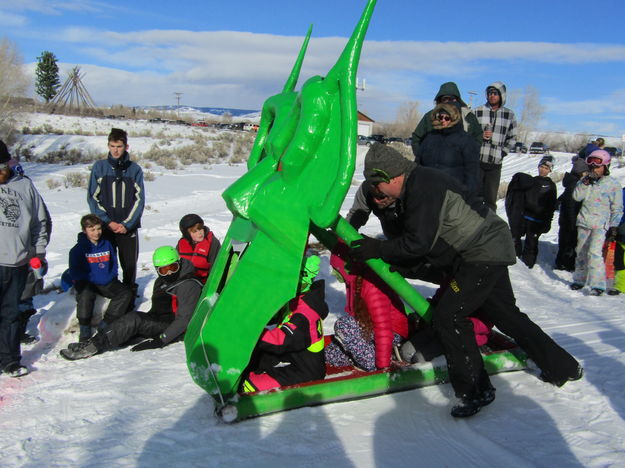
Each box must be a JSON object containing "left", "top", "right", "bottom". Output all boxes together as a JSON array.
[
  {"left": 87, "top": 152, "right": 144, "bottom": 230},
  {"left": 573, "top": 175, "right": 623, "bottom": 230},
  {"left": 68, "top": 232, "right": 119, "bottom": 285},
  {"left": 377, "top": 166, "right": 516, "bottom": 271},
  {"left": 472, "top": 81, "right": 518, "bottom": 165},
  {"left": 0, "top": 171, "right": 49, "bottom": 267},
  {"left": 416, "top": 103, "right": 480, "bottom": 195},
  {"left": 411, "top": 82, "right": 483, "bottom": 154}
]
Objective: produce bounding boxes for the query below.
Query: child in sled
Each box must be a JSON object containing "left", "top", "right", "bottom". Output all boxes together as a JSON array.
[
  {"left": 176, "top": 213, "right": 221, "bottom": 283},
  {"left": 325, "top": 243, "right": 409, "bottom": 371},
  {"left": 241, "top": 255, "right": 329, "bottom": 392}
]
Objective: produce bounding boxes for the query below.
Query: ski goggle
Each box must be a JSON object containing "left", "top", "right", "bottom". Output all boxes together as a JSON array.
[
  {"left": 436, "top": 113, "right": 451, "bottom": 122},
  {"left": 156, "top": 261, "right": 180, "bottom": 276},
  {"left": 586, "top": 156, "right": 604, "bottom": 167}
]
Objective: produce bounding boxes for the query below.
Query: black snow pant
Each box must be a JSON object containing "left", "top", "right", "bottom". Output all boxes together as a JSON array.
[
  {"left": 555, "top": 224, "right": 578, "bottom": 271},
  {"left": 94, "top": 311, "right": 171, "bottom": 350},
  {"left": 104, "top": 228, "right": 139, "bottom": 288},
  {"left": 432, "top": 263, "right": 580, "bottom": 398},
  {"left": 75, "top": 280, "right": 133, "bottom": 326},
  {"left": 516, "top": 220, "right": 544, "bottom": 269},
  {"left": 478, "top": 162, "right": 502, "bottom": 211}
]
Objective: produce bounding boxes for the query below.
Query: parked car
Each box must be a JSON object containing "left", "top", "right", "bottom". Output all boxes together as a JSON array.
[
  {"left": 357, "top": 135, "right": 372, "bottom": 146},
  {"left": 370, "top": 134, "right": 385, "bottom": 144},
  {"left": 514, "top": 142, "right": 528, "bottom": 154},
  {"left": 604, "top": 147, "right": 623, "bottom": 157},
  {"left": 383, "top": 137, "right": 404, "bottom": 145},
  {"left": 529, "top": 142, "right": 546, "bottom": 155}
]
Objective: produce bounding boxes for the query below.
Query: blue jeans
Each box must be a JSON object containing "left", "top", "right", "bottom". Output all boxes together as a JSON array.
[{"left": 0, "top": 264, "right": 29, "bottom": 368}]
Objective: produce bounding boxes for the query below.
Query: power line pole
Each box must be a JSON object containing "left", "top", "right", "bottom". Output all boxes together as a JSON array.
[
  {"left": 174, "top": 92, "right": 183, "bottom": 107},
  {"left": 467, "top": 91, "right": 477, "bottom": 109}
]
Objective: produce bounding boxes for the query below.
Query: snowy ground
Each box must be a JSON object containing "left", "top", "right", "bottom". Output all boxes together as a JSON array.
[{"left": 2, "top": 115, "right": 625, "bottom": 467}]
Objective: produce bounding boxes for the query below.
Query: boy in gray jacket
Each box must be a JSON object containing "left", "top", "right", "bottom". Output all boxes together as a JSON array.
[{"left": 0, "top": 140, "right": 49, "bottom": 377}]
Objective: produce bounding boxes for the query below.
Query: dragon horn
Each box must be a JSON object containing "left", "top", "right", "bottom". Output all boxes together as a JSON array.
[
  {"left": 282, "top": 24, "right": 313, "bottom": 93},
  {"left": 325, "top": 0, "right": 376, "bottom": 85}
]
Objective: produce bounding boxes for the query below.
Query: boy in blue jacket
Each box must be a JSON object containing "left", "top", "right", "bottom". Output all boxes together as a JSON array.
[{"left": 68, "top": 214, "right": 133, "bottom": 342}]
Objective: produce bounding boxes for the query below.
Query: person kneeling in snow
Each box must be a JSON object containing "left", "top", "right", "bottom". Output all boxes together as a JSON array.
[
  {"left": 60, "top": 246, "right": 202, "bottom": 360},
  {"left": 241, "top": 255, "right": 328, "bottom": 393}
]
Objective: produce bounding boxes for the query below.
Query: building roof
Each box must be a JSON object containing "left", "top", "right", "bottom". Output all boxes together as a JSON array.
[{"left": 357, "top": 111, "right": 375, "bottom": 123}]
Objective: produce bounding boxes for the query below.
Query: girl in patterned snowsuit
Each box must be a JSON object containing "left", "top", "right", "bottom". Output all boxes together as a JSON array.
[{"left": 571, "top": 150, "right": 623, "bottom": 295}]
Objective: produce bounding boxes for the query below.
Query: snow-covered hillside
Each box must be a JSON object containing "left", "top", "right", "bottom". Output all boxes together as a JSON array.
[{"left": 2, "top": 114, "right": 625, "bottom": 467}]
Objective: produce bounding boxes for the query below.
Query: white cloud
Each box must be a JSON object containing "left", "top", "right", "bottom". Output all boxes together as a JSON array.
[{"left": 0, "top": 10, "right": 28, "bottom": 26}]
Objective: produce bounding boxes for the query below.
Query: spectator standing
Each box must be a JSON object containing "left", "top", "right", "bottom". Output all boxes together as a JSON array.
[
  {"left": 410, "top": 81, "right": 482, "bottom": 155},
  {"left": 416, "top": 103, "right": 480, "bottom": 196},
  {"left": 88, "top": 128, "right": 144, "bottom": 295},
  {"left": 571, "top": 150, "right": 623, "bottom": 295},
  {"left": 473, "top": 81, "right": 518, "bottom": 210},
  {"left": 555, "top": 157, "right": 589, "bottom": 271},
  {"left": 505, "top": 157, "right": 557, "bottom": 268},
  {"left": 0, "top": 140, "right": 49, "bottom": 377}
]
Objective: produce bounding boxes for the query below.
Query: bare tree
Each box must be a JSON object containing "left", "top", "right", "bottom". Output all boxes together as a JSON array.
[
  {"left": 0, "top": 37, "right": 29, "bottom": 141},
  {"left": 517, "top": 86, "right": 544, "bottom": 144},
  {"left": 376, "top": 100, "right": 421, "bottom": 138}
]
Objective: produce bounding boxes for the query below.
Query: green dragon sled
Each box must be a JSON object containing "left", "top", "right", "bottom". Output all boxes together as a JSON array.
[{"left": 184, "top": 0, "right": 527, "bottom": 423}]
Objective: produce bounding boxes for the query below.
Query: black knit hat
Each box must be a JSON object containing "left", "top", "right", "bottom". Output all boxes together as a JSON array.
[
  {"left": 364, "top": 143, "right": 415, "bottom": 184},
  {"left": 179, "top": 213, "right": 204, "bottom": 237},
  {"left": 0, "top": 140, "right": 10, "bottom": 164}
]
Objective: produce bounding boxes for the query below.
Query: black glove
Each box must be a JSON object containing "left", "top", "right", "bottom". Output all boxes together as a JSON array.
[
  {"left": 349, "top": 236, "right": 382, "bottom": 262},
  {"left": 607, "top": 227, "right": 618, "bottom": 243},
  {"left": 582, "top": 173, "right": 599, "bottom": 185},
  {"left": 131, "top": 336, "right": 164, "bottom": 352}
]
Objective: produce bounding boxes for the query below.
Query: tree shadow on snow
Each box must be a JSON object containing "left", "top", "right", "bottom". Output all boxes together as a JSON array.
[
  {"left": 555, "top": 331, "right": 625, "bottom": 423},
  {"left": 373, "top": 374, "right": 584, "bottom": 467},
  {"left": 136, "top": 390, "right": 355, "bottom": 468}
]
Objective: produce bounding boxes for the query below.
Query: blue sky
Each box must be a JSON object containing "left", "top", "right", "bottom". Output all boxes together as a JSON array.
[{"left": 2, "top": 0, "right": 625, "bottom": 138}]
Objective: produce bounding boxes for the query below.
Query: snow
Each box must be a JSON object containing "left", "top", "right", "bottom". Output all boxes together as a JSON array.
[{"left": 2, "top": 114, "right": 625, "bottom": 467}]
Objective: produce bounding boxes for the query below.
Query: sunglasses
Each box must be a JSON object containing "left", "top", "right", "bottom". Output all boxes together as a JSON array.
[
  {"left": 156, "top": 261, "right": 180, "bottom": 276},
  {"left": 436, "top": 113, "right": 452, "bottom": 122},
  {"left": 586, "top": 156, "right": 604, "bottom": 167},
  {"left": 487, "top": 90, "right": 499, "bottom": 96},
  {"left": 439, "top": 96, "right": 457, "bottom": 103}
]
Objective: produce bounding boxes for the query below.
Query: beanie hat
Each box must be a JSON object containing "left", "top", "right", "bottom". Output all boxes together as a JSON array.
[
  {"left": 364, "top": 143, "right": 415, "bottom": 184},
  {"left": 0, "top": 140, "right": 10, "bottom": 164},
  {"left": 179, "top": 213, "right": 204, "bottom": 237},
  {"left": 572, "top": 158, "right": 588, "bottom": 176},
  {"left": 538, "top": 157, "right": 553, "bottom": 171}
]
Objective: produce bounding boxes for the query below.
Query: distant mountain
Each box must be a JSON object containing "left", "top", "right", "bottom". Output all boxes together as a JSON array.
[{"left": 149, "top": 105, "right": 260, "bottom": 118}]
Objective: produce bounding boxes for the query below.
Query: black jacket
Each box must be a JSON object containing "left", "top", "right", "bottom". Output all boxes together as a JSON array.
[
  {"left": 378, "top": 166, "right": 516, "bottom": 272},
  {"left": 416, "top": 121, "right": 480, "bottom": 195},
  {"left": 506, "top": 173, "right": 557, "bottom": 237},
  {"left": 147, "top": 258, "right": 203, "bottom": 344},
  {"left": 558, "top": 172, "right": 584, "bottom": 233}
]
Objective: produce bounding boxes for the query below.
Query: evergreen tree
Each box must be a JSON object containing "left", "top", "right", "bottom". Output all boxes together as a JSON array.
[{"left": 35, "top": 51, "right": 60, "bottom": 103}]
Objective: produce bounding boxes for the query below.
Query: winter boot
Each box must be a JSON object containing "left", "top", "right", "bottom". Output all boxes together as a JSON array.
[
  {"left": 3, "top": 362, "right": 29, "bottom": 378},
  {"left": 451, "top": 387, "right": 496, "bottom": 418},
  {"left": 569, "top": 283, "right": 584, "bottom": 291},
  {"left": 60, "top": 341, "right": 99, "bottom": 361},
  {"left": 589, "top": 288, "right": 604, "bottom": 296},
  {"left": 607, "top": 289, "right": 620, "bottom": 296},
  {"left": 19, "top": 309, "right": 38, "bottom": 344}
]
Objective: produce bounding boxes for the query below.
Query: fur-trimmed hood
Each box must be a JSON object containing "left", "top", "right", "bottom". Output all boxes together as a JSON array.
[{"left": 431, "top": 103, "right": 461, "bottom": 130}]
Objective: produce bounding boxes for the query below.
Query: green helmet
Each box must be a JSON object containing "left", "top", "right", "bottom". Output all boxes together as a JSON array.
[
  {"left": 153, "top": 246, "right": 180, "bottom": 267},
  {"left": 299, "top": 255, "right": 320, "bottom": 293}
]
